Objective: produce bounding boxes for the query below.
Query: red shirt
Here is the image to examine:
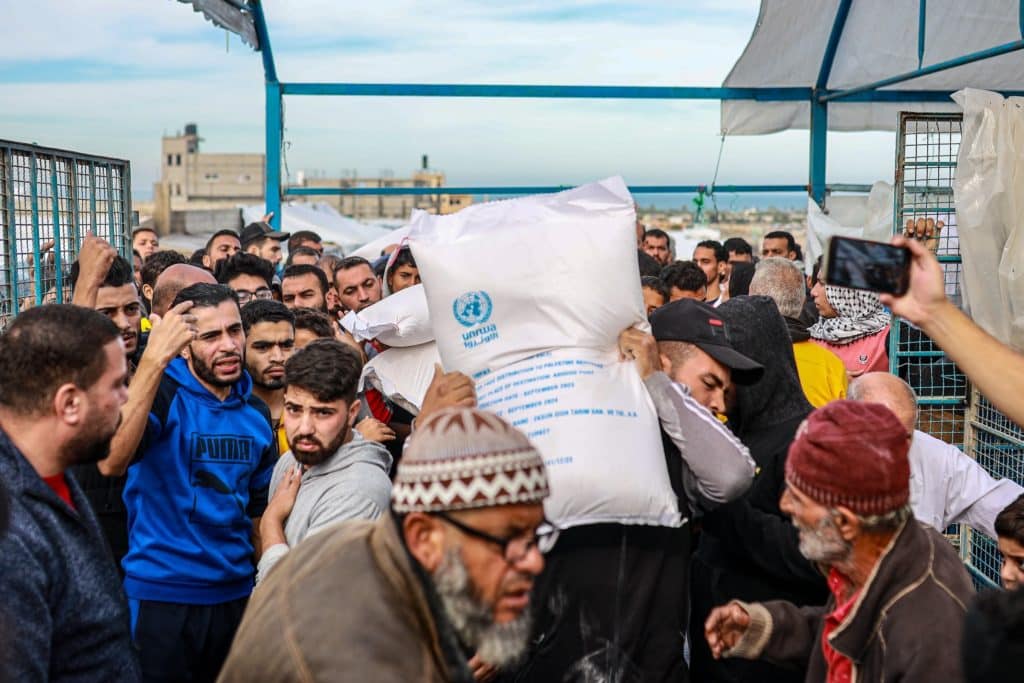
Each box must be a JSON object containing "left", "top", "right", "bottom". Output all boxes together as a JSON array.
[
  {"left": 42, "top": 473, "right": 77, "bottom": 511},
  {"left": 822, "top": 568, "right": 861, "bottom": 683}
]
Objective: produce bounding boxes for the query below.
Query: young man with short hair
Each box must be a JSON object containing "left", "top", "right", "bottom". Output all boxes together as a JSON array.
[
  {"left": 203, "top": 229, "right": 241, "bottom": 272},
  {"left": 723, "top": 237, "right": 754, "bottom": 263},
  {"left": 693, "top": 240, "right": 728, "bottom": 306},
  {"left": 216, "top": 253, "right": 275, "bottom": 305},
  {"left": 292, "top": 307, "right": 336, "bottom": 350},
  {"left": 108, "top": 283, "right": 277, "bottom": 681},
  {"left": 0, "top": 305, "right": 139, "bottom": 681},
  {"left": 333, "top": 256, "right": 383, "bottom": 313},
  {"left": 139, "top": 249, "right": 187, "bottom": 313},
  {"left": 132, "top": 227, "right": 160, "bottom": 261},
  {"left": 242, "top": 300, "right": 296, "bottom": 458},
  {"left": 68, "top": 249, "right": 149, "bottom": 570},
  {"left": 641, "top": 275, "right": 668, "bottom": 317},
  {"left": 761, "top": 230, "right": 799, "bottom": 260},
  {"left": 643, "top": 228, "right": 672, "bottom": 266},
  {"left": 241, "top": 222, "right": 290, "bottom": 270},
  {"left": 661, "top": 260, "right": 708, "bottom": 303},
  {"left": 281, "top": 264, "right": 330, "bottom": 312},
  {"left": 286, "top": 230, "right": 323, "bottom": 256},
  {"left": 220, "top": 406, "right": 551, "bottom": 681},
  {"left": 256, "top": 339, "right": 393, "bottom": 583}
]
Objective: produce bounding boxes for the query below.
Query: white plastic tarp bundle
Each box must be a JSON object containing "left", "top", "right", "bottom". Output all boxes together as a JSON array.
[
  {"left": 350, "top": 226, "right": 411, "bottom": 261},
  {"left": 952, "top": 88, "right": 1024, "bottom": 350},
  {"left": 342, "top": 284, "right": 438, "bottom": 414},
  {"left": 804, "top": 182, "right": 894, "bottom": 273},
  {"left": 241, "top": 202, "right": 393, "bottom": 255},
  {"left": 409, "top": 177, "right": 682, "bottom": 530},
  {"left": 722, "top": 0, "right": 1024, "bottom": 134}
]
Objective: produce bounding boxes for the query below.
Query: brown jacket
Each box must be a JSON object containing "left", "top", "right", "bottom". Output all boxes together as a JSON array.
[
  {"left": 727, "top": 519, "right": 974, "bottom": 682},
  {"left": 218, "top": 514, "right": 473, "bottom": 683}
]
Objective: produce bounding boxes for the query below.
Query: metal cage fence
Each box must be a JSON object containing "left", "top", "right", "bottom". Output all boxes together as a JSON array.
[
  {"left": 890, "top": 113, "right": 967, "bottom": 451},
  {"left": 0, "top": 141, "right": 132, "bottom": 328},
  {"left": 891, "top": 113, "right": 1024, "bottom": 589}
]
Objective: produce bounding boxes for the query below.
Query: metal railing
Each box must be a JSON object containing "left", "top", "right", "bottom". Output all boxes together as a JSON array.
[{"left": 0, "top": 140, "right": 132, "bottom": 327}]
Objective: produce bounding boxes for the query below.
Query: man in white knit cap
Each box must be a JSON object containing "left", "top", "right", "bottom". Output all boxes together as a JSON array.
[{"left": 218, "top": 406, "right": 551, "bottom": 683}]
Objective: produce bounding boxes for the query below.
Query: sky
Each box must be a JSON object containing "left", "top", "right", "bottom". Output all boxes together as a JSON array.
[{"left": 0, "top": 1, "right": 899, "bottom": 202}]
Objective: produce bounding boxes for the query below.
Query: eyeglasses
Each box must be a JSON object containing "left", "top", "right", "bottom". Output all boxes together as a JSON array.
[
  {"left": 434, "top": 512, "right": 559, "bottom": 564},
  {"left": 235, "top": 288, "right": 274, "bottom": 304}
]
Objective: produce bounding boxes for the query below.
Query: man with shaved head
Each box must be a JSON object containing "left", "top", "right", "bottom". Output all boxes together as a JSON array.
[
  {"left": 150, "top": 263, "right": 216, "bottom": 318},
  {"left": 849, "top": 372, "right": 1023, "bottom": 539}
]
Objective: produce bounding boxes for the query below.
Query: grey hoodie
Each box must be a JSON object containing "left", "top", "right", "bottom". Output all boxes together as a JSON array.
[{"left": 256, "top": 432, "right": 393, "bottom": 583}]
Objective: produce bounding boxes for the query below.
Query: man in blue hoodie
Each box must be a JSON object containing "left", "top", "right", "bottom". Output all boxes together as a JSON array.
[{"left": 115, "top": 283, "right": 277, "bottom": 682}]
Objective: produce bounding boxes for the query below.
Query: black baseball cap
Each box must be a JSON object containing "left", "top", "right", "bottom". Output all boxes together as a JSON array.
[
  {"left": 240, "top": 221, "right": 290, "bottom": 248},
  {"left": 649, "top": 298, "right": 764, "bottom": 384}
]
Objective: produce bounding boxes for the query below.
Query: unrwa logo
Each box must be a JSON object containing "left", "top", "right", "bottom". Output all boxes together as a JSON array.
[{"left": 453, "top": 291, "right": 493, "bottom": 327}]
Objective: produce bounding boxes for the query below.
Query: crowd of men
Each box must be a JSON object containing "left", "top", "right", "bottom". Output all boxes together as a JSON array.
[{"left": 0, "top": 216, "right": 1023, "bottom": 682}]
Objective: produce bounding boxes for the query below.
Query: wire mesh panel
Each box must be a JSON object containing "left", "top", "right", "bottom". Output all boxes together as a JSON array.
[
  {"left": 963, "top": 390, "right": 1024, "bottom": 586},
  {"left": 890, "top": 113, "right": 967, "bottom": 450},
  {"left": 0, "top": 141, "right": 132, "bottom": 328},
  {"left": 891, "top": 114, "right": 1024, "bottom": 588}
]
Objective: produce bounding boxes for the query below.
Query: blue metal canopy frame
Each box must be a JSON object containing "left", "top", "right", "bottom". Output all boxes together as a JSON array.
[{"left": 244, "top": 0, "right": 1024, "bottom": 229}]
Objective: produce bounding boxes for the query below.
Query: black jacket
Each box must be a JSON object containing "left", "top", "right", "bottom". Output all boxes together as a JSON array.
[
  {"left": 690, "top": 295, "right": 828, "bottom": 683},
  {"left": 0, "top": 428, "right": 140, "bottom": 681}
]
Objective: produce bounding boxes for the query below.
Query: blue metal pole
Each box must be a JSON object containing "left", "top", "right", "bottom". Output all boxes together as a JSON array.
[
  {"left": 816, "top": 0, "right": 853, "bottom": 89},
  {"left": 4, "top": 147, "right": 19, "bottom": 315},
  {"left": 280, "top": 83, "right": 812, "bottom": 101},
  {"left": 809, "top": 0, "right": 852, "bottom": 209},
  {"left": 918, "top": 0, "right": 927, "bottom": 69},
  {"left": 822, "top": 38, "right": 1024, "bottom": 101},
  {"left": 249, "top": 0, "right": 277, "bottom": 83},
  {"left": 251, "top": 0, "right": 281, "bottom": 229},
  {"left": 49, "top": 158, "right": 63, "bottom": 303},
  {"left": 28, "top": 154, "right": 42, "bottom": 305},
  {"left": 284, "top": 183, "right": 811, "bottom": 197},
  {"left": 809, "top": 99, "right": 828, "bottom": 206},
  {"left": 265, "top": 81, "right": 282, "bottom": 229}
]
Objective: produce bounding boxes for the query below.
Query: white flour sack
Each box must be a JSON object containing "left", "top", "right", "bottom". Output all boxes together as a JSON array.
[
  {"left": 339, "top": 284, "right": 433, "bottom": 348},
  {"left": 408, "top": 177, "right": 681, "bottom": 529},
  {"left": 361, "top": 341, "right": 441, "bottom": 415}
]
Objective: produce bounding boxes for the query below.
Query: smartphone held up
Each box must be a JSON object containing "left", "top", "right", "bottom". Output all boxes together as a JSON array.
[{"left": 822, "top": 236, "right": 912, "bottom": 297}]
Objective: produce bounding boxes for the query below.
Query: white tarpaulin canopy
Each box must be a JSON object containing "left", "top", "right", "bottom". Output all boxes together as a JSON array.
[
  {"left": 722, "top": 0, "right": 1024, "bottom": 134},
  {"left": 241, "top": 202, "right": 393, "bottom": 255}
]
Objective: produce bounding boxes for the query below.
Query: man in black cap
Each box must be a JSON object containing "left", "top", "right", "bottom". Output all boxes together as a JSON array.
[
  {"left": 241, "top": 222, "right": 291, "bottom": 272},
  {"left": 645, "top": 298, "right": 764, "bottom": 415},
  {"left": 514, "top": 304, "right": 761, "bottom": 682}
]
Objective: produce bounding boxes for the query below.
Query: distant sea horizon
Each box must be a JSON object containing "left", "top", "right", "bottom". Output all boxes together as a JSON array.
[{"left": 130, "top": 190, "right": 809, "bottom": 215}]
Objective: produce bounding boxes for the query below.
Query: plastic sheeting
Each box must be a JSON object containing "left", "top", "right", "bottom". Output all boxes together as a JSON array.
[
  {"left": 722, "top": 0, "right": 1024, "bottom": 134},
  {"left": 241, "top": 202, "right": 393, "bottom": 256},
  {"left": 952, "top": 89, "right": 1024, "bottom": 350},
  {"left": 804, "top": 182, "right": 894, "bottom": 272}
]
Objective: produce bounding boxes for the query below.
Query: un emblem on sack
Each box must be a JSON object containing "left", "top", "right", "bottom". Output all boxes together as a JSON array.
[{"left": 453, "top": 291, "right": 493, "bottom": 327}]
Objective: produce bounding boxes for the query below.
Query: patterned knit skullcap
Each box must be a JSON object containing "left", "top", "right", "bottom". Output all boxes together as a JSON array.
[
  {"left": 392, "top": 407, "right": 550, "bottom": 513},
  {"left": 785, "top": 400, "right": 911, "bottom": 516}
]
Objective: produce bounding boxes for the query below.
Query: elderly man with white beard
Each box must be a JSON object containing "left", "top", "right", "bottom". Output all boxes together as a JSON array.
[
  {"left": 218, "top": 406, "right": 551, "bottom": 683},
  {"left": 705, "top": 400, "right": 974, "bottom": 682}
]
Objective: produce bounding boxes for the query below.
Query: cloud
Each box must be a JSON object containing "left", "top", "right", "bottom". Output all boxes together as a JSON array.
[{"left": 0, "top": 1, "right": 897, "bottom": 201}]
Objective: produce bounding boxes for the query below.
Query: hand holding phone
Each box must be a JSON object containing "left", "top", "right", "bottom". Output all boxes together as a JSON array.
[{"left": 823, "top": 236, "right": 911, "bottom": 296}]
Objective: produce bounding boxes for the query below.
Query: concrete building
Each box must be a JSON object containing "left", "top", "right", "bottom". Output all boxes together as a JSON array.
[
  {"left": 296, "top": 160, "right": 472, "bottom": 220},
  {"left": 152, "top": 124, "right": 470, "bottom": 233},
  {"left": 152, "top": 123, "right": 264, "bottom": 235}
]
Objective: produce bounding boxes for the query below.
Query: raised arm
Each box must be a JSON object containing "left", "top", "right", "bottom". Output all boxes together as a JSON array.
[
  {"left": 96, "top": 301, "right": 196, "bottom": 477},
  {"left": 881, "top": 236, "right": 1024, "bottom": 427}
]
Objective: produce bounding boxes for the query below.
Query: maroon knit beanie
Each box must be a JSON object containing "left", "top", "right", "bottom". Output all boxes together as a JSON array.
[{"left": 785, "top": 400, "right": 911, "bottom": 516}]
